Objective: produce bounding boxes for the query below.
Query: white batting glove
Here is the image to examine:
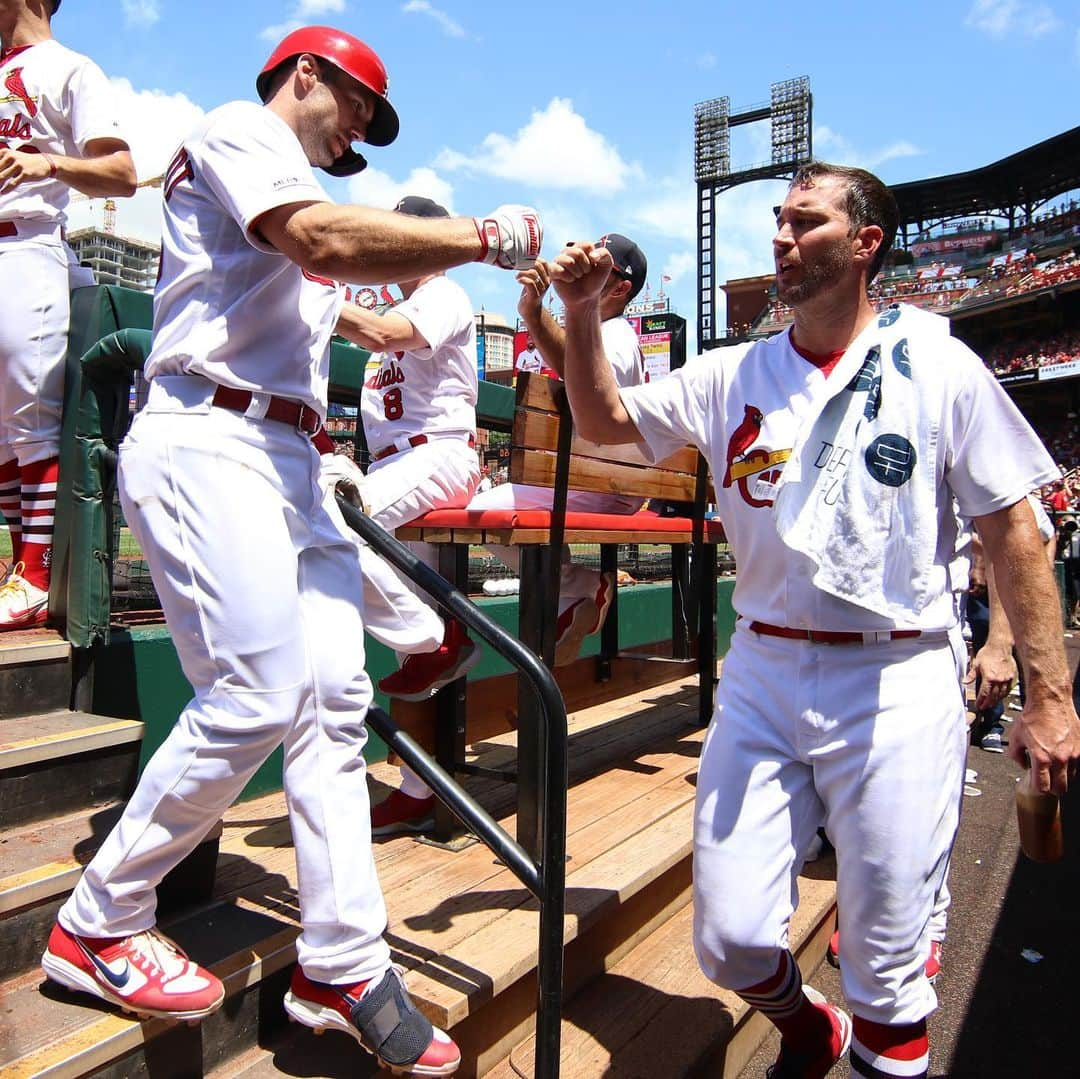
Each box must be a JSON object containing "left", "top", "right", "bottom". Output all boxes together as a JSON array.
[
  {"left": 474, "top": 205, "right": 543, "bottom": 270},
  {"left": 319, "top": 452, "right": 370, "bottom": 515}
]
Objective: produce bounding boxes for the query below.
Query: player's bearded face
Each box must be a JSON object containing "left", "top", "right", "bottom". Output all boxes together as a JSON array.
[
  {"left": 773, "top": 179, "right": 857, "bottom": 305},
  {"left": 297, "top": 68, "right": 374, "bottom": 168}
]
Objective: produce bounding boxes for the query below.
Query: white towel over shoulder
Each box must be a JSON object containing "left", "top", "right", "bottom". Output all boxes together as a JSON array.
[{"left": 772, "top": 304, "right": 953, "bottom": 619}]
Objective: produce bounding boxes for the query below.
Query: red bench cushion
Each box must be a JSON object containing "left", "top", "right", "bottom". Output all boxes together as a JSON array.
[{"left": 404, "top": 507, "right": 725, "bottom": 537}]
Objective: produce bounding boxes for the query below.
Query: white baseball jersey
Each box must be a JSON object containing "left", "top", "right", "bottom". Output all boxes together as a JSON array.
[
  {"left": 0, "top": 40, "right": 125, "bottom": 224},
  {"left": 146, "top": 102, "right": 343, "bottom": 416},
  {"left": 515, "top": 346, "right": 543, "bottom": 373},
  {"left": 621, "top": 321, "right": 1056, "bottom": 631},
  {"left": 601, "top": 316, "right": 645, "bottom": 388},
  {"left": 360, "top": 274, "right": 477, "bottom": 454}
]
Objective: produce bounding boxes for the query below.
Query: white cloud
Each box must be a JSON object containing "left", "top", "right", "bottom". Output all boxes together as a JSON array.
[
  {"left": 628, "top": 182, "right": 697, "bottom": 244},
  {"left": 964, "top": 0, "right": 1062, "bottom": 38},
  {"left": 662, "top": 251, "right": 696, "bottom": 286},
  {"left": 434, "top": 98, "right": 640, "bottom": 196},
  {"left": 121, "top": 0, "right": 161, "bottom": 27},
  {"left": 346, "top": 165, "right": 456, "bottom": 213},
  {"left": 402, "top": 0, "right": 467, "bottom": 39},
  {"left": 67, "top": 78, "right": 205, "bottom": 242},
  {"left": 813, "top": 125, "right": 923, "bottom": 170},
  {"left": 697, "top": 52, "right": 717, "bottom": 70},
  {"left": 261, "top": 0, "right": 347, "bottom": 42}
]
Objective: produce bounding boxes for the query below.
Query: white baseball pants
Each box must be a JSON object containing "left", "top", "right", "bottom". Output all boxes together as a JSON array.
[
  {"left": 692, "top": 623, "right": 967, "bottom": 1025},
  {"left": 466, "top": 482, "right": 643, "bottom": 614},
  {"left": 357, "top": 438, "right": 479, "bottom": 655},
  {"left": 0, "top": 227, "right": 78, "bottom": 467},
  {"left": 60, "top": 376, "right": 391, "bottom": 985}
]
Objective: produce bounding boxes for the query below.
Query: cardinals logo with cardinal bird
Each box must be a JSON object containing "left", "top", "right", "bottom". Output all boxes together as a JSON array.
[
  {"left": 3, "top": 67, "right": 37, "bottom": 117},
  {"left": 723, "top": 403, "right": 791, "bottom": 508}
]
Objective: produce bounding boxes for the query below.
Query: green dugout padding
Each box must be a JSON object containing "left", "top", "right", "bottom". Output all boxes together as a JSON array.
[
  {"left": 92, "top": 579, "right": 738, "bottom": 800},
  {"left": 53, "top": 284, "right": 374, "bottom": 647}
]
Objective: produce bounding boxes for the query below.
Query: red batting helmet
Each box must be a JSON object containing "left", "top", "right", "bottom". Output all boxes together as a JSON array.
[{"left": 256, "top": 26, "right": 399, "bottom": 176}]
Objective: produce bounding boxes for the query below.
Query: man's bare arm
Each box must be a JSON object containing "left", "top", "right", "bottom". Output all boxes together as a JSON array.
[
  {"left": 335, "top": 305, "right": 427, "bottom": 352},
  {"left": 516, "top": 262, "right": 566, "bottom": 374},
  {"left": 975, "top": 498, "right": 1080, "bottom": 794},
  {"left": 256, "top": 201, "right": 482, "bottom": 284},
  {"left": 0, "top": 137, "right": 135, "bottom": 197},
  {"left": 966, "top": 530, "right": 1017, "bottom": 710},
  {"left": 551, "top": 243, "right": 641, "bottom": 446}
]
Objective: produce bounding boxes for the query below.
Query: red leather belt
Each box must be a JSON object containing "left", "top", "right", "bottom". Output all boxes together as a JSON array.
[
  {"left": 0, "top": 222, "right": 18, "bottom": 238},
  {"left": 372, "top": 433, "right": 475, "bottom": 461},
  {"left": 210, "top": 385, "right": 322, "bottom": 435},
  {"left": 748, "top": 620, "right": 923, "bottom": 645}
]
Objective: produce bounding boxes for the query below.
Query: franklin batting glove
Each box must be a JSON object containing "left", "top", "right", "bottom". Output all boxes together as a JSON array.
[{"left": 474, "top": 205, "right": 542, "bottom": 270}]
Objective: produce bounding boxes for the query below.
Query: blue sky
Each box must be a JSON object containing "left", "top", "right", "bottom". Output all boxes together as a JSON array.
[{"left": 62, "top": 1, "right": 1079, "bottom": 346}]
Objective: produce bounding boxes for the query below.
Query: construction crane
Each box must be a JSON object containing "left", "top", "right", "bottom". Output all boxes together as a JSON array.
[{"left": 70, "top": 173, "right": 164, "bottom": 234}]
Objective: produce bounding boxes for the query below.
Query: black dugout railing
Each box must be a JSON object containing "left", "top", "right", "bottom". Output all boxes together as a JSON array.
[{"left": 336, "top": 497, "right": 568, "bottom": 1079}]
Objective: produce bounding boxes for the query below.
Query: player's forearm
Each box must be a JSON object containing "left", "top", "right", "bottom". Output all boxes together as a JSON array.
[
  {"left": 562, "top": 301, "right": 637, "bottom": 445},
  {"left": 53, "top": 149, "right": 136, "bottom": 198},
  {"left": 287, "top": 203, "right": 480, "bottom": 283},
  {"left": 335, "top": 305, "right": 422, "bottom": 352},
  {"left": 984, "top": 558, "right": 1015, "bottom": 651},
  {"left": 977, "top": 501, "right": 1068, "bottom": 703},
  {"left": 522, "top": 305, "right": 566, "bottom": 376}
]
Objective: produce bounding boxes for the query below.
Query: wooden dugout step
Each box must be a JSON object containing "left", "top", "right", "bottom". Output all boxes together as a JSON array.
[
  {"left": 0, "top": 899, "right": 300, "bottom": 1079},
  {"left": 0, "top": 802, "right": 223, "bottom": 981},
  {"left": 389, "top": 645, "right": 700, "bottom": 760},
  {"left": 487, "top": 874, "right": 837, "bottom": 1079},
  {"left": 0, "top": 628, "right": 73, "bottom": 720},
  {"left": 0, "top": 675, "right": 731, "bottom": 1078},
  {"left": 0, "top": 712, "right": 144, "bottom": 830}
]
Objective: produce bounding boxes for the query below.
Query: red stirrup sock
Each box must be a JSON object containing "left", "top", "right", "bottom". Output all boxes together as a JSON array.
[
  {"left": 738, "top": 950, "right": 833, "bottom": 1054},
  {"left": 0, "top": 458, "right": 21, "bottom": 566},
  {"left": 850, "top": 1016, "right": 929, "bottom": 1078},
  {"left": 19, "top": 457, "right": 59, "bottom": 590}
]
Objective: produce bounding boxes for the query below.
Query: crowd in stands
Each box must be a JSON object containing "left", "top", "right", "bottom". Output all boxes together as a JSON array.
[
  {"left": 980, "top": 328, "right": 1080, "bottom": 377},
  {"left": 1030, "top": 251, "right": 1080, "bottom": 289},
  {"left": 869, "top": 271, "right": 970, "bottom": 310}
]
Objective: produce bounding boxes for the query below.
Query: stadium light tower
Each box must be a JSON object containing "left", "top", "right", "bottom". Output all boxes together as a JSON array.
[{"left": 694, "top": 76, "right": 812, "bottom": 350}]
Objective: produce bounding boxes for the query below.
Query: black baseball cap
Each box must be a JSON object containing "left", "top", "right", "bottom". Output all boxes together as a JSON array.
[
  {"left": 394, "top": 195, "right": 449, "bottom": 219},
  {"left": 598, "top": 233, "right": 647, "bottom": 300}
]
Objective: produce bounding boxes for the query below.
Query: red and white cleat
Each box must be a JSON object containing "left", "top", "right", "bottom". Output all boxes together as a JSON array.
[
  {"left": 0, "top": 562, "right": 48, "bottom": 630},
  {"left": 371, "top": 789, "right": 436, "bottom": 837},
  {"left": 766, "top": 985, "right": 852, "bottom": 1079},
  {"left": 284, "top": 965, "right": 460, "bottom": 1075},
  {"left": 553, "top": 571, "right": 616, "bottom": 667},
  {"left": 377, "top": 621, "right": 480, "bottom": 701},
  {"left": 41, "top": 922, "right": 225, "bottom": 1020},
  {"left": 828, "top": 929, "right": 943, "bottom": 984}
]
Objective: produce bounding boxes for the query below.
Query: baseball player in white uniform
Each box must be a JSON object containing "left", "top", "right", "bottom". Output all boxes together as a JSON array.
[
  {"left": 0, "top": 0, "right": 135, "bottom": 628},
  {"left": 468, "top": 233, "right": 648, "bottom": 666},
  {"left": 40, "top": 26, "right": 540, "bottom": 1076},
  {"left": 554, "top": 163, "right": 1080, "bottom": 1079},
  {"left": 515, "top": 337, "right": 544, "bottom": 374},
  {"left": 327, "top": 194, "right": 482, "bottom": 836}
]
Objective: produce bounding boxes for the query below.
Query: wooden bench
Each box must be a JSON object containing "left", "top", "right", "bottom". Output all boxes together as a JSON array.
[{"left": 394, "top": 372, "right": 726, "bottom": 852}]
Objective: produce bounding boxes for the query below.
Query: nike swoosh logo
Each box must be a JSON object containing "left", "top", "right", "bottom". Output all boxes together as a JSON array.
[
  {"left": 7, "top": 600, "right": 46, "bottom": 620},
  {"left": 79, "top": 942, "right": 131, "bottom": 990}
]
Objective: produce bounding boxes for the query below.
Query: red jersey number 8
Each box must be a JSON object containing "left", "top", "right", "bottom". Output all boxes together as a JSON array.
[{"left": 383, "top": 387, "right": 404, "bottom": 421}]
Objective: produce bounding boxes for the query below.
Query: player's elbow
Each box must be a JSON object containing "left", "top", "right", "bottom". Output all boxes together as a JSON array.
[
  {"left": 112, "top": 154, "right": 138, "bottom": 197},
  {"left": 287, "top": 207, "right": 358, "bottom": 280}
]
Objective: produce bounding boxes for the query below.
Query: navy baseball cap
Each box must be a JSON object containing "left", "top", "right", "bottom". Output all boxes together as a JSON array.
[
  {"left": 599, "top": 233, "right": 647, "bottom": 300},
  {"left": 394, "top": 196, "right": 449, "bottom": 219}
]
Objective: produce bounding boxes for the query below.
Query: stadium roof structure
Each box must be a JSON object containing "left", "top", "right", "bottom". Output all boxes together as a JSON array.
[{"left": 890, "top": 126, "right": 1080, "bottom": 236}]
